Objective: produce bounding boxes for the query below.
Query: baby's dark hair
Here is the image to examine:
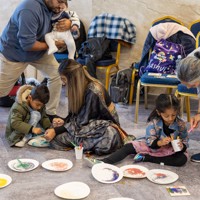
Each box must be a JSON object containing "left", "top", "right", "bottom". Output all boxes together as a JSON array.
[
  {"left": 147, "top": 94, "right": 180, "bottom": 122},
  {"left": 30, "top": 84, "right": 50, "bottom": 104}
]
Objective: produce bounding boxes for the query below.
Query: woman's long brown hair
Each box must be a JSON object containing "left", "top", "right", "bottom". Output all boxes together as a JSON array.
[{"left": 58, "top": 59, "right": 103, "bottom": 114}]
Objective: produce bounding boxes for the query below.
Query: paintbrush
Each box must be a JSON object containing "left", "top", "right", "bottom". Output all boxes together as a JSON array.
[
  {"left": 188, "top": 127, "right": 194, "bottom": 133},
  {"left": 79, "top": 143, "right": 83, "bottom": 149},
  {"left": 70, "top": 141, "right": 77, "bottom": 147}
]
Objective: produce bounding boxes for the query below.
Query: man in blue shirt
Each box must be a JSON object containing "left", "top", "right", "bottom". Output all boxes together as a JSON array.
[{"left": 0, "top": 0, "right": 71, "bottom": 120}]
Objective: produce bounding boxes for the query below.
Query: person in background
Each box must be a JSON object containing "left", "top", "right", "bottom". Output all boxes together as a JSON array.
[
  {"left": 176, "top": 50, "right": 200, "bottom": 162},
  {"left": 85, "top": 94, "right": 189, "bottom": 167},
  {"left": 6, "top": 84, "right": 51, "bottom": 147},
  {"left": 44, "top": 59, "right": 132, "bottom": 155},
  {"left": 0, "top": 0, "right": 71, "bottom": 122},
  {"left": 45, "top": 0, "right": 80, "bottom": 58}
]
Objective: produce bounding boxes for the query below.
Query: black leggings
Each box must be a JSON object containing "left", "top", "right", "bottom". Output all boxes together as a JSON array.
[{"left": 102, "top": 143, "right": 187, "bottom": 167}]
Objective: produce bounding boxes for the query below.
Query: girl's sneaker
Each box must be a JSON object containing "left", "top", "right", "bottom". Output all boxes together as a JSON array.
[
  {"left": 84, "top": 157, "right": 103, "bottom": 168},
  {"left": 133, "top": 154, "right": 145, "bottom": 163}
]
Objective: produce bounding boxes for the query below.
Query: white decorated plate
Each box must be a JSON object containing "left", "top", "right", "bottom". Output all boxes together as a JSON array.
[
  {"left": 92, "top": 163, "right": 123, "bottom": 184},
  {"left": 146, "top": 169, "right": 179, "bottom": 184},
  {"left": 0, "top": 174, "right": 12, "bottom": 188},
  {"left": 42, "top": 159, "right": 73, "bottom": 171},
  {"left": 108, "top": 198, "right": 135, "bottom": 200},
  {"left": 120, "top": 165, "right": 149, "bottom": 178},
  {"left": 54, "top": 181, "right": 90, "bottom": 199},
  {"left": 8, "top": 159, "right": 39, "bottom": 172}
]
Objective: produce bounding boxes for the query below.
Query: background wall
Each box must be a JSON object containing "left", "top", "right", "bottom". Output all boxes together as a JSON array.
[{"left": 1, "top": 0, "right": 200, "bottom": 79}]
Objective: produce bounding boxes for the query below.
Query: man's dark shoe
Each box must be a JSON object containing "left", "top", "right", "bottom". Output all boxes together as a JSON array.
[{"left": 191, "top": 153, "right": 200, "bottom": 163}]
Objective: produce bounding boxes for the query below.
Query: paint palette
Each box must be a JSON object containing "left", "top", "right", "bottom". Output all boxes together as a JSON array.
[
  {"left": 54, "top": 181, "right": 90, "bottom": 199},
  {"left": 120, "top": 165, "right": 149, "bottom": 178},
  {"left": 8, "top": 159, "right": 39, "bottom": 172},
  {"left": 146, "top": 169, "right": 179, "bottom": 184},
  {"left": 0, "top": 174, "right": 12, "bottom": 189},
  {"left": 92, "top": 163, "right": 123, "bottom": 184},
  {"left": 42, "top": 159, "right": 73, "bottom": 172}
]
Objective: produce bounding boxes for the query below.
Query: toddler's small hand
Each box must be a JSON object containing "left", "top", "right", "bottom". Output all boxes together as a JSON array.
[
  {"left": 32, "top": 127, "right": 42, "bottom": 134},
  {"left": 44, "top": 128, "right": 56, "bottom": 141},
  {"left": 52, "top": 118, "right": 64, "bottom": 127},
  {"left": 71, "top": 25, "right": 79, "bottom": 32}
]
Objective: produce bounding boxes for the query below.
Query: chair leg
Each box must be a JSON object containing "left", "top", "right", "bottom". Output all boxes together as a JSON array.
[
  {"left": 185, "top": 96, "right": 191, "bottom": 122},
  {"left": 134, "top": 79, "right": 141, "bottom": 123},
  {"left": 129, "top": 69, "right": 136, "bottom": 105},
  {"left": 105, "top": 66, "right": 119, "bottom": 90},
  {"left": 105, "top": 67, "right": 110, "bottom": 90},
  {"left": 144, "top": 86, "right": 148, "bottom": 109},
  {"left": 167, "top": 88, "right": 173, "bottom": 94},
  {"left": 174, "top": 90, "right": 178, "bottom": 97},
  {"left": 180, "top": 96, "right": 184, "bottom": 118}
]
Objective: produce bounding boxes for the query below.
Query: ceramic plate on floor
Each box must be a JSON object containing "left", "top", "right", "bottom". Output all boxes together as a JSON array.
[
  {"left": 146, "top": 169, "right": 179, "bottom": 184},
  {"left": 0, "top": 174, "right": 12, "bottom": 189},
  {"left": 108, "top": 198, "right": 135, "bottom": 200},
  {"left": 92, "top": 163, "right": 123, "bottom": 184},
  {"left": 54, "top": 181, "right": 90, "bottom": 199},
  {"left": 120, "top": 165, "right": 149, "bottom": 178},
  {"left": 8, "top": 159, "right": 39, "bottom": 172},
  {"left": 42, "top": 159, "right": 73, "bottom": 172}
]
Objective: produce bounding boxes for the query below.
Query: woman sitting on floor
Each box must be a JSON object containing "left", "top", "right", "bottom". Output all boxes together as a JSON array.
[{"left": 44, "top": 59, "right": 131, "bottom": 155}]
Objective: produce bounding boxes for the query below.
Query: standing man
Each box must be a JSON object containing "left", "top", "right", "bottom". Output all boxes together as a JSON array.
[{"left": 0, "top": 0, "right": 71, "bottom": 121}]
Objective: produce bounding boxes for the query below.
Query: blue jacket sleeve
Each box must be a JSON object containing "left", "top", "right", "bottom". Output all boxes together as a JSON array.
[{"left": 145, "top": 121, "right": 160, "bottom": 147}]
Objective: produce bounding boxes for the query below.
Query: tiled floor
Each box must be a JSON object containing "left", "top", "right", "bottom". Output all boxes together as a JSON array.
[{"left": 1, "top": 89, "right": 200, "bottom": 200}]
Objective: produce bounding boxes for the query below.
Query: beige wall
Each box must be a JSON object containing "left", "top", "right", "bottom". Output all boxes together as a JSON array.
[{"left": 1, "top": 0, "right": 200, "bottom": 79}]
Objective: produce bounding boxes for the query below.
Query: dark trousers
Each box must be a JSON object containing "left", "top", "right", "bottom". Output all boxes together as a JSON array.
[{"left": 102, "top": 143, "right": 187, "bottom": 167}]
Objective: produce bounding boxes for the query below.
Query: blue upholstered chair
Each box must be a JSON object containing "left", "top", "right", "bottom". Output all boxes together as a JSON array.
[
  {"left": 54, "top": 52, "right": 68, "bottom": 63},
  {"left": 188, "top": 20, "right": 200, "bottom": 38},
  {"left": 134, "top": 16, "right": 185, "bottom": 123}
]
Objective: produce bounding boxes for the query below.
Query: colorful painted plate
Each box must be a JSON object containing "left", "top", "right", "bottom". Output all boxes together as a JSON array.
[
  {"left": 108, "top": 198, "right": 135, "bottom": 200},
  {"left": 42, "top": 159, "right": 73, "bottom": 172},
  {"left": 54, "top": 181, "right": 90, "bottom": 199},
  {"left": 0, "top": 174, "right": 12, "bottom": 189},
  {"left": 92, "top": 163, "right": 123, "bottom": 184},
  {"left": 120, "top": 165, "right": 149, "bottom": 178},
  {"left": 146, "top": 169, "right": 179, "bottom": 185},
  {"left": 8, "top": 159, "right": 39, "bottom": 172}
]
